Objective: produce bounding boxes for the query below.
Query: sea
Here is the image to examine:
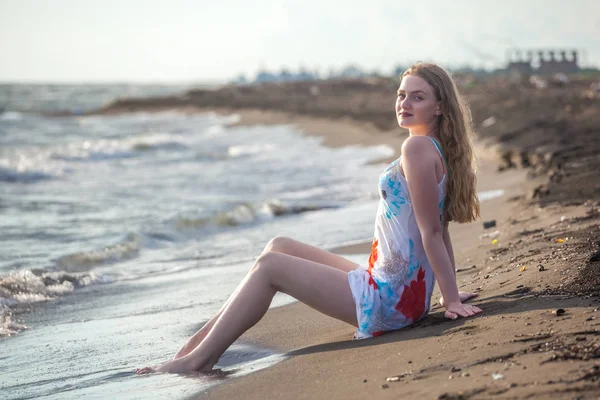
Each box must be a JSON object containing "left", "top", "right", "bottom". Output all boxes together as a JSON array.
[{"left": 0, "top": 84, "right": 395, "bottom": 399}]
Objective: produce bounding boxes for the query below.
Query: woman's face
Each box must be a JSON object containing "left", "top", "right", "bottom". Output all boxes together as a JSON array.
[{"left": 395, "top": 75, "right": 440, "bottom": 134}]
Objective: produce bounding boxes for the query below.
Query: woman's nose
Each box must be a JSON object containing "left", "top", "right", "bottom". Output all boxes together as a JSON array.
[{"left": 400, "top": 97, "right": 411, "bottom": 109}]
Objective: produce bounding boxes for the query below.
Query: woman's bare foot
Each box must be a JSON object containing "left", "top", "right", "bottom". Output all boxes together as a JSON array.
[
  {"left": 439, "top": 291, "right": 477, "bottom": 307},
  {"left": 136, "top": 355, "right": 212, "bottom": 375}
]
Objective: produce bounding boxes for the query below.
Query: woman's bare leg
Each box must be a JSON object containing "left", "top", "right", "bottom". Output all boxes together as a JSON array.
[
  {"left": 172, "top": 275, "right": 250, "bottom": 359},
  {"left": 137, "top": 251, "right": 358, "bottom": 374},
  {"left": 172, "top": 237, "right": 359, "bottom": 359},
  {"left": 264, "top": 236, "right": 360, "bottom": 273}
]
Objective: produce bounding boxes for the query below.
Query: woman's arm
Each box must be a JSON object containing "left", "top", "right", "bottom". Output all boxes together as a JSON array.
[
  {"left": 402, "top": 137, "right": 481, "bottom": 319},
  {"left": 440, "top": 222, "right": 479, "bottom": 306},
  {"left": 442, "top": 220, "right": 456, "bottom": 277}
]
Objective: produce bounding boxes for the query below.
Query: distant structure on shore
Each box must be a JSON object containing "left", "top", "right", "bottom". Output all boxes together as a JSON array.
[
  {"left": 232, "top": 64, "right": 385, "bottom": 85},
  {"left": 506, "top": 48, "right": 580, "bottom": 75},
  {"left": 230, "top": 50, "right": 595, "bottom": 85}
]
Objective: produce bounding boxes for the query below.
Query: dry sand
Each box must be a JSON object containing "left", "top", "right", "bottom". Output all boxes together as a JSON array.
[{"left": 191, "top": 111, "right": 600, "bottom": 400}]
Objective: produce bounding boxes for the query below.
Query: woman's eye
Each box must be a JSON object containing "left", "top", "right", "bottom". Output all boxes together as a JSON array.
[
  {"left": 398, "top": 93, "right": 405, "bottom": 99},
  {"left": 414, "top": 96, "right": 422, "bottom": 100}
]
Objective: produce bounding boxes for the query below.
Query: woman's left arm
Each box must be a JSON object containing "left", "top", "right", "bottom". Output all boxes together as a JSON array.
[
  {"left": 402, "top": 137, "right": 481, "bottom": 320},
  {"left": 442, "top": 220, "right": 455, "bottom": 277}
]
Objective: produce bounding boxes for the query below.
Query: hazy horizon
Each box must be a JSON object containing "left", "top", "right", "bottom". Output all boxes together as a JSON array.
[{"left": 1, "top": 0, "right": 599, "bottom": 83}]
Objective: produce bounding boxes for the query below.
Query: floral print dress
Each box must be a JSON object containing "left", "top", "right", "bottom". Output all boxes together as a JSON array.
[{"left": 347, "top": 137, "right": 447, "bottom": 339}]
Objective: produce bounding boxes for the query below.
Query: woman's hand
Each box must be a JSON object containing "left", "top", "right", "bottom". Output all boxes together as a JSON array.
[{"left": 444, "top": 301, "right": 483, "bottom": 320}]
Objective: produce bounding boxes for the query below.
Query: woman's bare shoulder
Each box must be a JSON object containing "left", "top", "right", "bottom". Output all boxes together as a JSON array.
[{"left": 401, "top": 136, "right": 437, "bottom": 160}]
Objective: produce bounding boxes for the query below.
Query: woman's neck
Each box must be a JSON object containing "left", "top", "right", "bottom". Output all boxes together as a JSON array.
[{"left": 409, "top": 125, "right": 439, "bottom": 140}]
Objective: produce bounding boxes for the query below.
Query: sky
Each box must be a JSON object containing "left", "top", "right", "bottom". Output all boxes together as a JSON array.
[{"left": 0, "top": 0, "right": 599, "bottom": 83}]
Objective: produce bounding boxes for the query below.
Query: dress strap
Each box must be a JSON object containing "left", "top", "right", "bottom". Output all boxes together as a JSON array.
[
  {"left": 427, "top": 136, "right": 450, "bottom": 225},
  {"left": 427, "top": 137, "right": 448, "bottom": 175}
]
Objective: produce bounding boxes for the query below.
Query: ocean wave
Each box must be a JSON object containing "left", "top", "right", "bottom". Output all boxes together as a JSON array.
[
  {"left": 0, "top": 233, "right": 136, "bottom": 337},
  {"left": 0, "top": 269, "right": 107, "bottom": 337},
  {"left": 0, "top": 166, "right": 55, "bottom": 183},
  {"left": 0, "top": 132, "right": 192, "bottom": 184},
  {"left": 0, "top": 149, "right": 68, "bottom": 184},
  {"left": 174, "top": 199, "right": 341, "bottom": 231},
  {"left": 54, "top": 233, "right": 141, "bottom": 271},
  {"left": 51, "top": 148, "right": 135, "bottom": 162},
  {"left": 51, "top": 133, "right": 189, "bottom": 162}
]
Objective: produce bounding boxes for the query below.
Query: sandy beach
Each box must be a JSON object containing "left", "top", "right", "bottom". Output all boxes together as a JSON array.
[
  {"left": 94, "top": 77, "right": 600, "bottom": 398},
  {"left": 3, "top": 3, "right": 600, "bottom": 398}
]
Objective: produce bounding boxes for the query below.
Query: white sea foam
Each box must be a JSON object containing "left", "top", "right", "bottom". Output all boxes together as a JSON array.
[
  {"left": 172, "top": 199, "right": 341, "bottom": 233},
  {"left": 0, "top": 305, "right": 26, "bottom": 336},
  {"left": 0, "top": 111, "right": 24, "bottom": 121},
  {"left": 51, "top": 133, "right": 189, "bottom": 162},
  {"left": 0, "top": 268, "right": 107, "bottom": 336},
  {"left": 204, "top": 124, "right": 225, "bottom": 137},
  {"left": 0, "top": 145, "right": 70, "bottom": 182},
  {"left": 228, "top": 143, "right": 277, "bottom": 157},
  {"left": 221, "top": 113, "right": 241, "bottom": 125}
]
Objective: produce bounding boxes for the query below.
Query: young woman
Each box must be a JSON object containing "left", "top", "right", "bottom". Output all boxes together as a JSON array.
[{"left": 136, "top": 62, "right": 483, "bottom": 374}]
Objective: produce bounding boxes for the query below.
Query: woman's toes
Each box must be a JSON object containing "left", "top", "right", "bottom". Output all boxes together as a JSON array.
[{"left": 136, "top": 367, "right": 154, "bottom": 375}]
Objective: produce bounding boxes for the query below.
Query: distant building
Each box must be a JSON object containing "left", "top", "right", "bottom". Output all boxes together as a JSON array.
[
  {"left": 253, "top": 69, "right": 318, "bottom": 83},
  {"left": 506, "top": 48, "right": 579, "bottom": 75},
  {"left": 338, "top": 65, "right": 367, "bottom": 78}
]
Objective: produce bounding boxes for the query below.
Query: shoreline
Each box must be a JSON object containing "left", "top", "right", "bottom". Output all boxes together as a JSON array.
[
  {"left": 5, "top": 78, "right": 599, "bottom": 399},
  {"left": 190, "top": 109, "right": 600, "bottom": 399}
]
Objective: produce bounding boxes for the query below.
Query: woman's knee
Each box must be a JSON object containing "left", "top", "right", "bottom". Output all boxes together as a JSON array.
[
  {"left": 262, "top": 236, "right": 294, "bottom": 254},
  {"left": 252, "top": 251, "right": 280, "bottom": 277}
]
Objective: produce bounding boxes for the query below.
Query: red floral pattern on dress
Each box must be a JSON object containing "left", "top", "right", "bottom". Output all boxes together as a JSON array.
[
  {"left": 368, "top": 238, "right": 378, "bottom": 271},
  {"left": 394, "top": 267, "right": 426, "bottom": 321},
  {"left": 367, "top": 238, "right": 379, "bottom": 289},
  {"left": 372, "top": 331, "right": 384, "bottom": 337}
]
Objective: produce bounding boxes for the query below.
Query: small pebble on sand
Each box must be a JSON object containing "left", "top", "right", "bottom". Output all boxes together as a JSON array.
[{"left": 492, "top": 373, "right": 504, "bottom": 380}]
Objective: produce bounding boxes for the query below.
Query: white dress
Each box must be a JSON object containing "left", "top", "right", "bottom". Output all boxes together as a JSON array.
[{"left": 347, "top": 137, "right": 447, "bottom": 339}]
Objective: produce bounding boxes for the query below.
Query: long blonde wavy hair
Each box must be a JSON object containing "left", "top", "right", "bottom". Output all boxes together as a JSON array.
[{"left": 402, "top": 63, "right": 480, "bottom": 223}]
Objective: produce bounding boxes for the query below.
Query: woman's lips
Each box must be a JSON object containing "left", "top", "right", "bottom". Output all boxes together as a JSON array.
[{"left": 400, "top": 112, "right": 413, "bottom": 117}]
